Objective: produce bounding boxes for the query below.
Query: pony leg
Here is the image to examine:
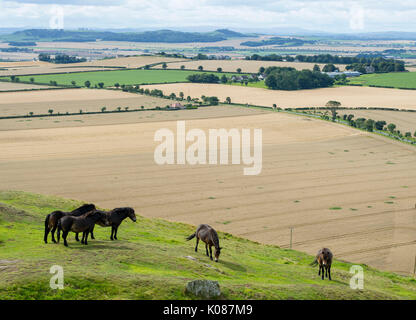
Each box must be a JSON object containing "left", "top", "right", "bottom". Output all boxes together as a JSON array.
[
  {"left": 318, "top": 265, "right": 321, "bottom": 276},
  {"left": 328, "top": 266, "right": 332, "bottom": 281},
  {"left": 57, "top": 226, "right": 61, "bottom": 243},
  {"left": 63, "top": 231, "right": 68, "bottom": 247},
  {"left": 209, "top": 246, "right": 213, "bottom": 261},
  {"left": 205, "top": 244, "right": 209, "bottom": 256},
  {"left": 195, "top": 237, "right": 199, "bottom": 252},
  {"left": 51, "top": 225, "right": 57, "bottom": 243},
  {"left": 81, "top": 232, "right": 85, "bottom": 244},
  {"left": 90, "top": 225, "right": 95, "bottom": 240},
  {"left": 114, "top": 226, "right": 118, "bottom": 240},
  {"left": 44, "top": 215, "right": 50, "bottom": 244},
  {"left": 321, "top": 266, "right": 324, "bottom": 280},
  {"left": 75, "top": 233, "right": 80, "bottom": 242},
  {"left": 84, "top": 231, "right": 89, "bottom": 245},
  {"left": 111, "top": 226, "right": 115, "bottom": 240}
]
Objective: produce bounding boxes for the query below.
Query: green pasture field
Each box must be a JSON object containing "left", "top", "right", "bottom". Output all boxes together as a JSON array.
[
  {"left": 1, "top": 191, "right": 416, "bottom": 300},
  {"left": 348, "top": 72, "right": 416, "bottom": 89},
  {"left": 5, "top": 69, "right": 240, "bottom": 88}
]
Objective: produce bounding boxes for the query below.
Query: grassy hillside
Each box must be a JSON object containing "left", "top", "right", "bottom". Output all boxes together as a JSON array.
[
  {"left": 1, "top": 191, "right": 416, "bottom": 300},
  {"left": 348, "top": 72, "right": 416, "bottom": 89}
]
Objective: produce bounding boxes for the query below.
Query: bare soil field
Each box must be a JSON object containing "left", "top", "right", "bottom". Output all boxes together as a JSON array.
[
  {"left": 0, "top": 89, "right": 173, "bottom": 116},
  {"left": 0, "top": 105, "right": 269, "bottom": 130},
  {"left": 156, "top": 59, "right": 346, "bottom": 73},
  {"left": 0, "top": 56, "right": 188, "bottom": 76},
  {"left": 0, "top": 110, "right": 415, "bottom": 274},
  {"left": 0, "top": 81, "right": 56, "bottom": 91},
  {"left": 337, "top": 109, "right": 416, "bottom": 134},
  {"left": 143, "top": 83, "right": 416, "bottom": 110}
]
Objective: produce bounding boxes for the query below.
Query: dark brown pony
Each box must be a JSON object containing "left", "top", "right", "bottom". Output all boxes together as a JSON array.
[
  {"left": 44, "top": 204, "right": 96, "bottom": 243},
  {"left": 186, "top": 224, "right": 222, "bottom": 262},
  {"left": 88, "top": 207, "right": 136, "bottom": 240},
  {"left": 311, "top": 248, "right": 333, "bottom": 280},
  {"left": 57, "top": 210, "right": 109, "bottom": 247}
]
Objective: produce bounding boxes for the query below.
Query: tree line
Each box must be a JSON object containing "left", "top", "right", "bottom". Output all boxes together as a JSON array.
[
  {"left": 246, "top": 54, "right": 406, "bottom": 74},
  {"left": 38, "top": 53, "right": 87, "bottom": 64}
]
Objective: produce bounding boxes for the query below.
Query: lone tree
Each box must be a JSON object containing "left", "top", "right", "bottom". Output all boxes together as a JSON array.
[
  {"left": 101, "top": 107, "right": 107, "bottom": 113},
  {"left": 162, "top": 63, "right": 167, "bottom": 69},
  {"left": 259, "top": 67, "right": 265, "bottom": 74},
  {"left": 237, "top": 68, "right": 242, "bottom": 73},
  {"left": 326, "top": 100, "right": 341, "bottom": 121},
  {"left": 387, "top": 123, "right": 396, "bottom": 133},
  {"left": 71, "top": 80, "right": 76, "bottom": 86},
  {"left": 180, "top": 65, "right": 185, "bottom": 70},
  {"left": 217, "top": 67, "right": 222, "bottom": 72},
  {"left": 30, "top": 77, "right": 35, "bottom": 83},
  {"left": 179, "top": 92, "right": 184, "bottom": 100},
  {"left": 84, "top": 80, "right": 91, "bottom": 88},
  {"left": 225, "top": 97, "right": 231, "bottom": 104},
  {"left": 313, "top": 64, "right": 321, "bottom": 72},
  {"left": 114, "top": 83, "right": 120, "bottom": 88},
  {"left": 48, "top": 109, "right": 54, "bottom": 115},
  {"left": 98, "top": 82, "right": 104, "bottom": 89},
  {"left": 198, "top": 66, "right": 203, "bottom": 71},
  {"left": 220, "top": 75, "right": 228, "bottom": 84}
]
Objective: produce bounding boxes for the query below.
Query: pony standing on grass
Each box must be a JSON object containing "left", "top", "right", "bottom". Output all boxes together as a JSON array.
[
  {"left": 186, "top": 224, "right": 222, "bottom": 262},
  {"left": 57, "top": 210, "right": 109, "bottom": 247},
  {"left": 44, "top": 204, "right": 96, "bottom": 244},
  {"left": 88, "top": 207, "right": 137, "bottom": 240},
  {"left": 311, "top": 248, "right": 333, "bottom": 280}
]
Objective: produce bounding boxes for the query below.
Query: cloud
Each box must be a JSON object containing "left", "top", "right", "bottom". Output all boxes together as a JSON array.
[{"left": 1, "top": 0, "right": 415, "bottom": 32}]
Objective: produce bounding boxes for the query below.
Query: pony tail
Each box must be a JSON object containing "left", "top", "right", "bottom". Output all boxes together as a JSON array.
[{"left": 186, "top": 233, "right": 196, "bottom": 241}]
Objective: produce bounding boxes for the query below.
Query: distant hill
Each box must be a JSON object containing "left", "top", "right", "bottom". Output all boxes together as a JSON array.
[
  {"left": 241, "top": 36, "right": 315, "bottom": 47},
  {"left": 0, "top": 28, "right": 252, "bottom": 43}
]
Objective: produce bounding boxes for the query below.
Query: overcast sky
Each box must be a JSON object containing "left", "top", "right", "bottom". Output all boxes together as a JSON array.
[{"left": 0, "top": 0, "right": 415, "bottom": 33}]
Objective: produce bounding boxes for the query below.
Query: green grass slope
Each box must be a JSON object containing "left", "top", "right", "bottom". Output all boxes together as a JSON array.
[
  {"left": 1, "top": 191, "right": 416, "bottom": 300},
  {"left": 348, "top": 72, "right": 416, "bottom": 89},
  {"left": 2, "top": 69, "right": 238, "bottom": 88}
]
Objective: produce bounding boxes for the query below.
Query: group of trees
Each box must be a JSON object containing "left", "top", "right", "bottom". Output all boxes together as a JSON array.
[
  {"left": 186, "top": 73, "right": 220, "bottom": 83},
  {"left": 38, "top": 53, "right": 86, "bottom": 64},
  {"left": 345, "top": 57, "right": 405, "bottom": 73},
  {"left": 264, "top": 67, "right": 334, "bottom": 90},
  {"left": 246, "top": 54, "right": 295, "bottom": 62}
]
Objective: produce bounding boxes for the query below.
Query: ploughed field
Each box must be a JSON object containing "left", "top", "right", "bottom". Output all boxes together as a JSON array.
[
  {"left": 0, "top": 89, "right": 174, "bottom": 117},
  {"left": 142, "top": 83, "right": 416, "bottom": 110},
  {"left": 0, "top": 56, "right": 188, "bottom": 77},
  {"left": 0, "top": 105, "right": 269, "bottom": 131},
  {"left": 1, "top": 109, "right": 415, "bottom": 275}
]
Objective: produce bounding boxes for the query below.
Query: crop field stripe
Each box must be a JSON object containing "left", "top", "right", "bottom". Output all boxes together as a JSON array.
[{"left": 3, "top": 69, "right": 245, "bottom": 87}]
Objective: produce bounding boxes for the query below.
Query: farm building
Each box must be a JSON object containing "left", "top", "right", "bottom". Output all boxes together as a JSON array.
[{"left": 170, "top": 102, "right": 185, "bottom": 109}]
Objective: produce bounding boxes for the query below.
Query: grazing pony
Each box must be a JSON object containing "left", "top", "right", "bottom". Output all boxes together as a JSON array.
[
  {"left": 88, "top": 207, "right": 136, "bottom": 240},
  {"left": 44, "top": 204, "right": 95, "bottom": 243},
  {"left": 57, "top": 210, "right": 109, "bottom": 247},
  {"left": 311, "top": 248, "right": 333, "bottom": 280},
  {"left": 186, "top": 224, "right": 222, "bottom": 262}
]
